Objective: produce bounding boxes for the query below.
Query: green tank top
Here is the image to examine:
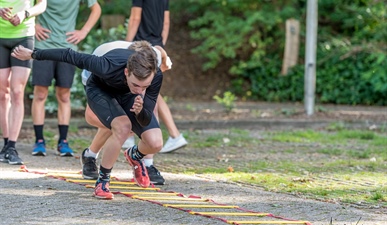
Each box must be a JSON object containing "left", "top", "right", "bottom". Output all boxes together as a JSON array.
[{"left": 0, "top": 0, "right": 35, "bottom": 38}]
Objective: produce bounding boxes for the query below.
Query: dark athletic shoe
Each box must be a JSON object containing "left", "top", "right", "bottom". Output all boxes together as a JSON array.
[
  {"left": 0, "top": 145, "right": 7, "bottom": 162},
  {"left": 80, "top": 148, "right": 98, "bottom": 180},
  {"left": 146, "top": 165, "right": 165, "bottom": 185},
  {"left": 5, "top": 147, "right": 23, "bottom": 165}
]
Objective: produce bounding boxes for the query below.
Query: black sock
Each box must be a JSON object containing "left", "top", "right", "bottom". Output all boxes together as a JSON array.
[
  {"left": 3, "top": 138, "right": 8, "bottom": 146},
  {"left": 131, "top": 145, "right": 145, "bottom": 161},
  {"left": 97, "top": 166, "right": 112, "bottom": 182},
  {"left": 34, "top": 125, "right": 44, "bottom": 142},
  {"left": 58, "top": 125, "right": 69, "bottom": 143},
  {"left": 6, "top": 141, "right": 16, "bottom": 149}
]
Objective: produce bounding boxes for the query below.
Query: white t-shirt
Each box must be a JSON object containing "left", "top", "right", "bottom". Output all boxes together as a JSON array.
[{"left": 81, "top": 41, "right": 162, "bottom": 85}]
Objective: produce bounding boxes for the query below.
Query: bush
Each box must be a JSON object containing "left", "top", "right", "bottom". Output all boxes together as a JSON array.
[{"left": 172, "top": 0, "right": 387, "bottom": 105}]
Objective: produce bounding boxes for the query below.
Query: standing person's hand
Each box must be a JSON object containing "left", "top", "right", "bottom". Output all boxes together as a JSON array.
[
  {"left": 11, "top": 45, "right": 33, "bottom": 60},
  {"left": 66, "top": 30, "right": 87, "bottom": 45},
  {"left": 0, "top": 7, "right": 13, "bottom": 20},
  {"left": 9, "top": 11, "right": 26, "bottom": 26},
  {"left": 35, "top": 24, "right": 51, "bottom": 41},
  {"left": 131, "top": 95, "right": 144, "bottom": 115}
]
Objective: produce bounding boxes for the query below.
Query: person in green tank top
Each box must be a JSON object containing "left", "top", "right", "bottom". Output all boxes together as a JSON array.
[
  {"left": 30, "top": 0, "right": 101, "bottom": 157},
  {"left": 0, "top": 0, "right": 47, "bottom": 165}
]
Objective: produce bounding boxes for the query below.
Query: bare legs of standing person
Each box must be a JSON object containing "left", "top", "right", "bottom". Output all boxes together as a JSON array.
[
  {"left": 157, "top": 94, "right": 187, "bottom": 153},
  {"left": 0, "top": 66, "right": 30, "bottom": 165}
]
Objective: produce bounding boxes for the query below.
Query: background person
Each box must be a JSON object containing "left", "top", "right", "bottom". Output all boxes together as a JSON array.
[
  {"left": 0, "top": 0, "right": 47, "bottom": 165},
  {"left": 125, "top": 0, "right": 187, "bottom": 185},
  {"left": 31, "top": 0, "right": 101, "bottom": 157}
]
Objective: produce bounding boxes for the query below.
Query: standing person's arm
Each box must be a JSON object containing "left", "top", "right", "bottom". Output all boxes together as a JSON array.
[
  {"left": 66, "top": 2, "right": 101, "bottom": 45},
  {"left": 162, "top": 10, "right": 170, "bottom": 46},
  {"left": 8, "top": 0, "right": 47, "bottom": 26},
  {"left": 125, "top": 6, "right": 142, "bottom": 41},
  {"left": 25, "top": 0, "right": 47, "bottom": 18}
]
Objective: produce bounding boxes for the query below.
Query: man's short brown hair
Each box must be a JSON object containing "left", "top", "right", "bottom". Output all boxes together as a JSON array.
[{"left": 126, "top": 41, "right": 157, "bottom": 80}]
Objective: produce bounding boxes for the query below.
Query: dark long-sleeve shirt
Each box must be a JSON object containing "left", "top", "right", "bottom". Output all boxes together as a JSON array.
[{"left": 33, "top": 48, "right": 162, "bottom": 126}]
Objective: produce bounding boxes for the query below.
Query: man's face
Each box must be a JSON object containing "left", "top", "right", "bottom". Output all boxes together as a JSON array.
[{"left": 125, "top": 68, "right": 154, "bottom": 95}]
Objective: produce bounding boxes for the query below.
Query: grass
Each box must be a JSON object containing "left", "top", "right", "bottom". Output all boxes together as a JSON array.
[
  {"left": 23, "top": 124, "right": 387, "bottom": 208},
  {"left": 177, "top": 127, "right": 387, "bottom": 208}
]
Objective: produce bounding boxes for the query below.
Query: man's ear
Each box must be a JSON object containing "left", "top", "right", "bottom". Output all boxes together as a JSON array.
[{"left": 124, "top": 68, "right": 129, "bottom": 76}]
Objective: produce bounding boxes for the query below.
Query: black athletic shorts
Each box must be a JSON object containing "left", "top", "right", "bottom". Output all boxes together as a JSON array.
[
  {"left": 85, "top": 82, "right": 159, "bottom": 137},
  {"left": 0, "top": 36, "right": 34, "bottom": 68},
  {"left": 31, "top": 60, "right": 76, "bottom": 88}
]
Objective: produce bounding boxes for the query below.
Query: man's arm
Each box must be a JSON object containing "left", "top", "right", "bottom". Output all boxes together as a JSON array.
[
  {"left": 162, "top": 10, "right": 170, "bottom": 46},
  {"left": 66, "top": 2, "right": 101, "bottom": 45},
  {"left": 11, "top": 45, "right": 124, "bottom": 76},
  {"left": 125, "top": 6, "right": 142, "bottom": 41}
]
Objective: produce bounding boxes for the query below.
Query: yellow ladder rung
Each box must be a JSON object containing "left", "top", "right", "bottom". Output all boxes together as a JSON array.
[
  {"left": 109, "top": 185, "right": 160, "bottom": 190},
  {"left": 47, "top": 173, "right": 82, "bottom": 177},
  {"left": 164, "top": 204, "right": 239, "bottom": 208},
  {"left": 67, "top": 179, "right": 95, "bottom": 183},
  {"left": 227, "top": 221, "right": 309, "bottom": 224},
  {"left": 84, "top": 184, "right": 160, "bottom": 190},
  {"left": 191, "top": 212, "right": 269, "bottom": 216},
  {"left": 121, "top": 192, "right": 178, "bottom": 196},
  {"left": 45, "top": 170, "right": 80, "bottom": 174},
  {"left": 133, "top": 196, "right": 208, "bottom": 201},
  {"left": 67, "top": 179, "right": 136, "bottom": 185}
]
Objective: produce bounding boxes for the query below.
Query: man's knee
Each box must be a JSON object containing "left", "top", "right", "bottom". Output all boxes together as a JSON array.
[{"left": 143, "top": 136, "right": 163, "bottom": 152}]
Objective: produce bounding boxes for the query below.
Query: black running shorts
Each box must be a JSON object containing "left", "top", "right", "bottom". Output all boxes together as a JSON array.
[
  {"left": 31, "top": 60, "right": 76, "bottom": 88},
  {"left": 0, "top": 36, "right": 34, "bottom": 69},
  {"left": 86, "top": 83, "right": 159, "bottom": 137}
]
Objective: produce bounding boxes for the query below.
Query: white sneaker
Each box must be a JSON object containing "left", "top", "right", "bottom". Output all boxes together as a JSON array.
[
  {"left": 122, "top": 136, "right": 135, "bottom": 149},
  {"left": 159, "top": 134, "right": 188, "bottom": 153}
]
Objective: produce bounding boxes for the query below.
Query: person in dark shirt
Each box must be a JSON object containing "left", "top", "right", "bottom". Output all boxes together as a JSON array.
[
  {"left": 12, "top": 41, "right": 163, "bottom": 200},
  {"left": 125, "top": 0, "right": 188, "bottom": 186}
]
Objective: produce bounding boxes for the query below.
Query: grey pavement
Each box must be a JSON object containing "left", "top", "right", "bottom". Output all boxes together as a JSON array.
[{"left": 1, "top": 101, "right": 387, "bottom": 225}]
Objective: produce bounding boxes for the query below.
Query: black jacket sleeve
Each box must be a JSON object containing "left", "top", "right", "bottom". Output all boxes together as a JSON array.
[{"left": 34, "top": 48, "right": 126, "bottom": 77}]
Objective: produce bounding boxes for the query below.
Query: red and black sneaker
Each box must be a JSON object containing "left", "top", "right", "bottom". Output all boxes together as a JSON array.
[{"left": 124, "top": 146, "right": 150, "bottom": 188}]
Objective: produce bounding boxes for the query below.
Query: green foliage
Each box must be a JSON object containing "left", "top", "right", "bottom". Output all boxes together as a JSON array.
[
  {"left": 213, "top": 91, "right": 237, "bottom": 112},
  {"left": 80, "top": 25, "right": 128, "bottom": 53},
  {"left": 173, "top": 0, "right": 387, "bottom": 105},
  {"left": 97, "top": 0, "right": 132, "bottom": 16}
]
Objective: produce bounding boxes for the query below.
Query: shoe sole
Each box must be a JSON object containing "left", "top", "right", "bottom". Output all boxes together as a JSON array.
[
  {"left": 159, "top": 142, "right": 187, "bottom": 153},
  {"left": 83, "top": 175, "right": 98, "bottom": 180},
  {"left": 32, "top": 151, "right": 46, "bottom": 156},
  {"left": 93, "top": 194, "right": 114, "bottom": 200},
  {"left": 59, "top": 152, "right": 74, "bottom": 157},
  {"left": 8, "top": 161, "right": 23, "bottom": 165},
  {"left": 150, "top": 181, "right": 165, "bottom": 185}
]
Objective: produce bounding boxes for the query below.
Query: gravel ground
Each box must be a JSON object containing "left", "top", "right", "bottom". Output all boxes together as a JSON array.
[
  {"left": 1, "top": 101, "right": 386, "bottom": 225},
  {"left": 1, "top": 142, "right": 387, "bottom": 225}
]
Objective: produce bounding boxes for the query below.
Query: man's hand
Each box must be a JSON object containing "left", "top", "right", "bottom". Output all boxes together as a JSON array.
[
  {"left": 8, "top": 11, "right": 25, "bottom": 26},
  {"left": 66, "top": 30, "right": 87, "bottom": 45},
  {"left": 35, "top": 24, "right": 51, "bottom": 41},
  {"left": 11, "top": 45, "right": 33, "bottom": 60},
  {"left": 0, "top": 7, "right": 13, "bottom": 20},
  {"left": 130, "top": 95, "right": 144, "bottom": 115}
]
